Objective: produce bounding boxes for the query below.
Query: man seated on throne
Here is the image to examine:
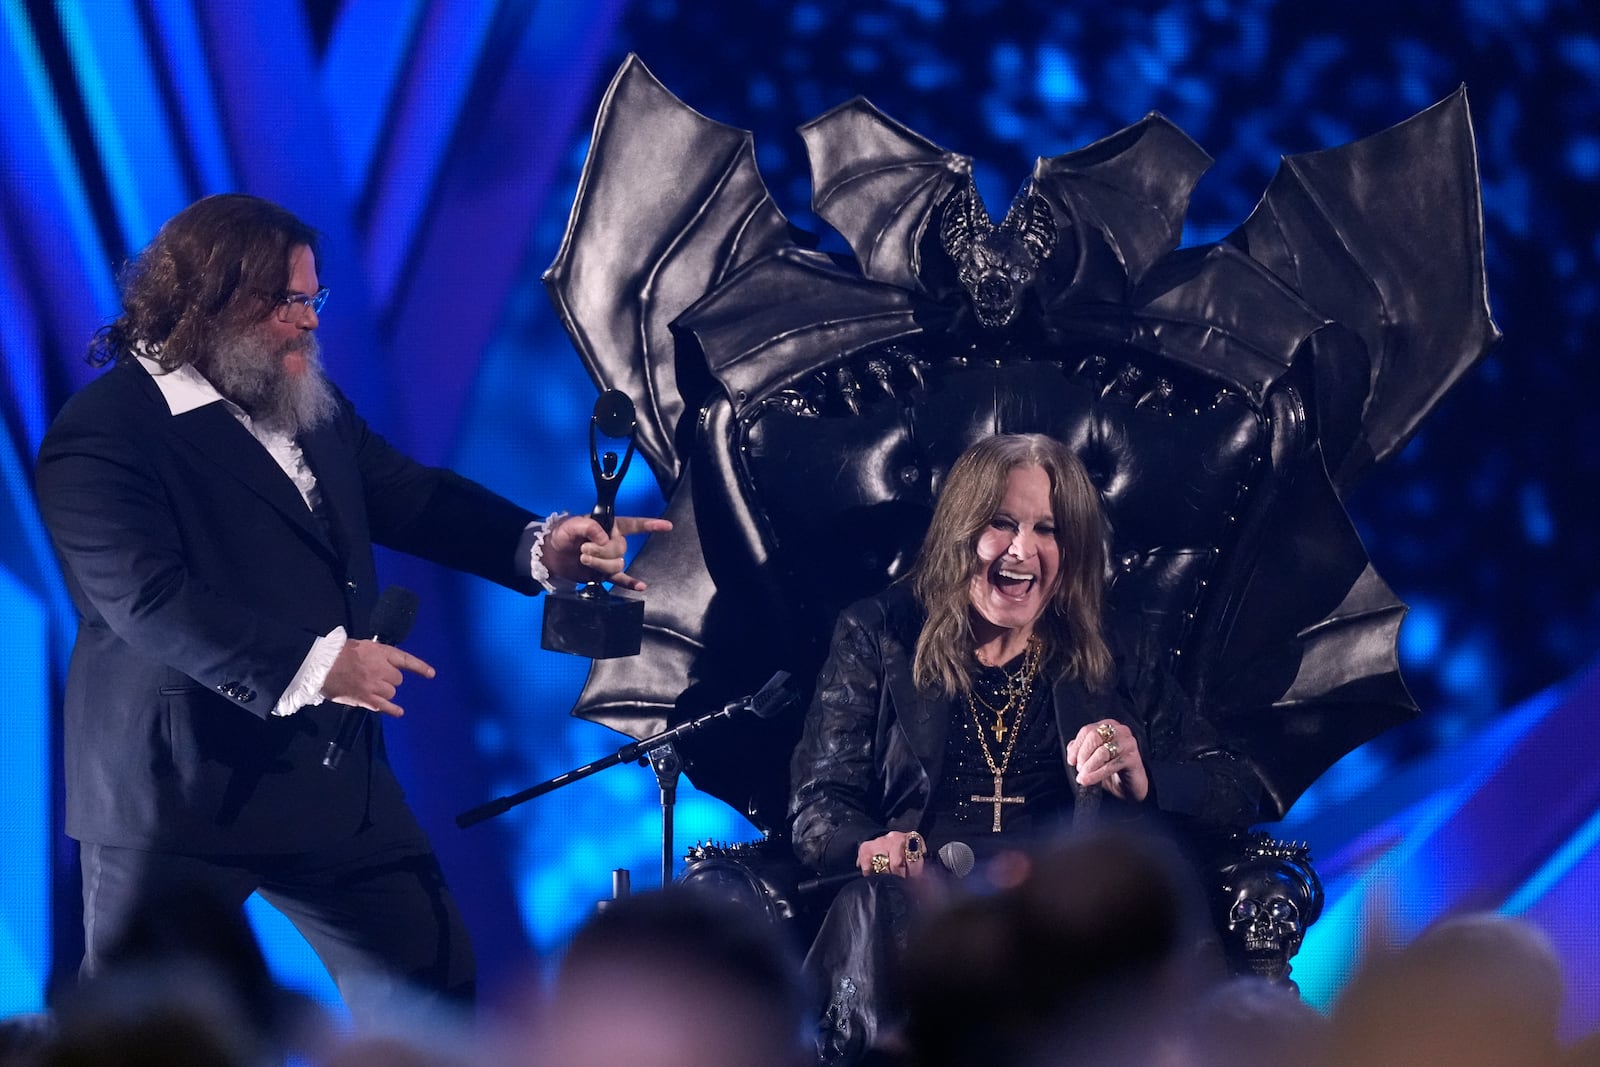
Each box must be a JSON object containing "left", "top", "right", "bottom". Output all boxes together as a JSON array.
[{"left": 789, "top": 432, "right": 1262, "bottom": 1064}]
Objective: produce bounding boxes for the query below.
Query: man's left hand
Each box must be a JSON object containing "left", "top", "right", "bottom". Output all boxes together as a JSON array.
[
  {"left": 1065, "top": 718, "right": 1150, "bottom": 803},
  {"left": 545, "top": 514, "right": 673, "bottom": 591}
]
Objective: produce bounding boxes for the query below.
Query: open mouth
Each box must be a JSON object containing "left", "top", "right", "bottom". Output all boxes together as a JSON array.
[{"left": 991, "top": 563, "right": 1036, "bottom": 600}]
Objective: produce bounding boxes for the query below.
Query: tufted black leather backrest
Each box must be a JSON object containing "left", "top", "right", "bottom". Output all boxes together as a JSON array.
[
  {"left": 733, "top": 343, "right": 1270, "bottom": 696},
  {"left": 624, "top": 338, "right": 1290, "bottom": 828}
]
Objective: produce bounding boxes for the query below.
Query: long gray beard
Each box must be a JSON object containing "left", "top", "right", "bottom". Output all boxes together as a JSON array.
[{"left": 204, "top": 329, "right": 338, "bottom": 437}]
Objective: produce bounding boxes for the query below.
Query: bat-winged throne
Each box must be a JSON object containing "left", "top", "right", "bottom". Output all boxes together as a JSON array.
[{"left": 541, "top": 55, "right": 1497, "bottom": 969}]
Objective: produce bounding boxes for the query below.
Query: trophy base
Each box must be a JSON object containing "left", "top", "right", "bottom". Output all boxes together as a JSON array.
[{"left": 541, "top": 586, "right": 644, "bottom": 659}]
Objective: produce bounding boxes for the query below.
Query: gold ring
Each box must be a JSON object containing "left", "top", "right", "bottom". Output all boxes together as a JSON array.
[
  {"left": 904, "top": 831, "right": 926, "bottom": 863},
  {"left": 1096, "top": 721, "right": 1116, "bottom": 744},
  {"left": 1103, "top": 739, "right": 1120, "bottom": 761},
  {"left": 871, "top": 853, "right": 891, "bottom": 874}
]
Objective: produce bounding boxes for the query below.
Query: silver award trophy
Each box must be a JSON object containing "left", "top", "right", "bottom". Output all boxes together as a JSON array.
[{"left": 539, "top": 390, "right": 645, "bottom": 659}]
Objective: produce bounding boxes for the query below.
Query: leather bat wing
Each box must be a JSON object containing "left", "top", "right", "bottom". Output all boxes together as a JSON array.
[
  {"left": 1228, "top": 87, "right": 1501, "bottom": 491},
  {"left": 548, "top": 65, "right": 928, "bottom": 827},
  {"left": 1031, "top": 111, "right": 1213, "bottom": 297},
  {"left": 544, "top": 54, "right": 794, "bottom": 492},
  {"left": 677, "top": 247, "right": 925, "bottom": 415},
  {"left": 1195, "top": 428, "right": 1420, "bottom": 820},
  {"left": 799, "top": 97, "right": 972, "bottom": 293},
  {"left": 1046, "top": 96, "right": 1496, "bottom": 812}
]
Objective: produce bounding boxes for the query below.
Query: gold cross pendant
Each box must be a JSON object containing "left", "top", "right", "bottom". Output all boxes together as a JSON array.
[{"left": 971, "top": 773, "right": 1024, "bottom": 832}]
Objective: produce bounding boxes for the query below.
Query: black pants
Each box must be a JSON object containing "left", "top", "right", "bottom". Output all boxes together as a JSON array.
[
  {"left": 803, "top": 876, "right": 913, "bottom": 1066},
  {"left": 79, "top": 814, "right": 474, "bottom": 1023}
]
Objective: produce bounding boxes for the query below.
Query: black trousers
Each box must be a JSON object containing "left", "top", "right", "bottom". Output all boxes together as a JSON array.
[
  {"left": 78, "top": 813, "right": 474, "bottom": 1023},
  {"left": 803, "top": 876, "right": 913, "bottom": 1066}
]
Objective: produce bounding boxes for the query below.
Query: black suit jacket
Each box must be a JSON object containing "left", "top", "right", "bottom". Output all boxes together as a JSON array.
[
  {"left": 789, "top": 585, "right": 1260, "bottom": 874},
  {"left": 36, "top": 360, "right": 540, "bottom": 854}
]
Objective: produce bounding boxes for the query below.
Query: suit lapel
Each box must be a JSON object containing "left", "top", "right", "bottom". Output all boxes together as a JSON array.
[
  {"left": 167, "top": 403, "right": 337, "bottom": 560},
  {"left": 299, "top": 420, "right": 360, "bottom": 564}
]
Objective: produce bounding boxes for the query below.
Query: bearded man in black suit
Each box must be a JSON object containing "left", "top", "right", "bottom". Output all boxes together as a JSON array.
[{"left": 35, "top": 194, "right": 668, "bottom": 1017}]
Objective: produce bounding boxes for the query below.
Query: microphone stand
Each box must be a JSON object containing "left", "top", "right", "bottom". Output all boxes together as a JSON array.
[
  {"left": 647, "top": 743, "right": 682, "bottom": 888},
  {"left": 455, "top": 672, "right": 791, "bottom": 888}
]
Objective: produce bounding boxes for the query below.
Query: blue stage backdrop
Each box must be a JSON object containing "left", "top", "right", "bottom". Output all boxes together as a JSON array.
[{"left": 2, "top": 0, "right": 1597, "bottom": 1036}]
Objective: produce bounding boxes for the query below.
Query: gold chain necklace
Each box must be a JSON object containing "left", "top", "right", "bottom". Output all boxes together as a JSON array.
[
  {"left": 965, "top": 672, "right": 1036, "bottom": 832},
  {"left": 968, "top": 638, "right": 1042, "bottom": 743}
]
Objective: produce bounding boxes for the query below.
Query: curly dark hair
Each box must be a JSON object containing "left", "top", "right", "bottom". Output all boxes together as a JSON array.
[{"left": 88, "top": 194, "right": 319, "bottom": 369}]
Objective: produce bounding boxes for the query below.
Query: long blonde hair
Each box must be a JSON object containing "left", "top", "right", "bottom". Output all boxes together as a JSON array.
[{"left": 909, "top": 433, "right": 1112, "bottom": 696}]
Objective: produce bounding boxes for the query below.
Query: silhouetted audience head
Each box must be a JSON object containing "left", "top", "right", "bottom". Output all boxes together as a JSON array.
[
  {"left": 318, "top": 1031, "right": 482, "bottom": 1067},
  {"left": 901, "top": 829, "right": 1213, "bottom": 1067},
  {"left": 45, "top": 886, "right": 327, "bottom": 1067},
  {"left": 526, "top": 886, "right": 808, "bottom": 1067},
  {"left": 1328, "top": 911, "right": 1566, "bottom": 1066},
  {"left": 19, "top": 860, "right": 1596, "bottom": 1067},
  {"left": 1563, "top": 1027, "right": 1600, "bottom": 1067},
  {"left": 107, "top": 887, "right": 322, "bottom": 1048},
  {"left": 42, "top": 959, "right": 256, "bottom": 1067},
  {"left": 0, "top": 1013, "right": 53, "bottom": 1067},
  {"left": 1179, "top": 976, "right": 1331, "bottom": 1066}
]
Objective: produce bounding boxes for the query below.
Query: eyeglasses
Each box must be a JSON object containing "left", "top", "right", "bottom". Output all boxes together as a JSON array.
[{"left": 273, "top": 287, "right": 330, "bottom": 322}]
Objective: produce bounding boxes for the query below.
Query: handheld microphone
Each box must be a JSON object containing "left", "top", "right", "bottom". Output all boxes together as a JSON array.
[
  {"left": 1072, "top": 774, "right": 1102, "bottom": 823},
  {"left": 797, "top": 839, "right": 976, "bottom": 893},
  {"left": 322, "top": 586, "right": 419, "bottom": 769},
  {"left": 937, "top": 839, "right": 977, "bottom": 878}
]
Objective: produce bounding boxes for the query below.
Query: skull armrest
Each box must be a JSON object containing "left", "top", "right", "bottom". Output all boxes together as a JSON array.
[{"left": 1209, "top": 832, "right": 1326, "bottom": 990}]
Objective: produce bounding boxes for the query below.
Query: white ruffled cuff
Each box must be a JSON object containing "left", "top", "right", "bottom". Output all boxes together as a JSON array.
[
  {"left": 523, "top": 512, "right": 567, "bottom": 593},
  {"left": 273, "top": 627, "right": 348, "bottom": 716}
]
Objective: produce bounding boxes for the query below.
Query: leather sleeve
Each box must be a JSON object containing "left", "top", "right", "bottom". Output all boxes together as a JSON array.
[
  {"left": 789, "top": 604, "right": 893, "bottom": 873},
  {"left": 1132, "top": 652, "right": 1262, "bottom": 830}
]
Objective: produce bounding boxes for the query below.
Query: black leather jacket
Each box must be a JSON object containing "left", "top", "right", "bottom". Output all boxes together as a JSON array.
[{"left": 789, "top": 585, "right": 1261, "bottom": 873}]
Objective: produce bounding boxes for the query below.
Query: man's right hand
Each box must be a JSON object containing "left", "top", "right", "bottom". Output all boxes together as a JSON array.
[
  {"left": 320, "top": 638, "right": 436, "bottom": 717},
  {"left": 856, "top": 831, "right": 931, "bottom": 880}
]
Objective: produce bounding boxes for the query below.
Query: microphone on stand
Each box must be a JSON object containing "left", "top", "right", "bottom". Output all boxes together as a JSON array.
[
  {"left": 322, "top": 586, "right": 420, "bottom": 770},
  {"left": 797, "top": 840, "right": 976, "bottom": 893},
  {"left": 685, "top": 670, "right": 796, "bottom": 726},
  {"left": 454, "top": 671, "right": 797, "bottom": 829},
  {"left": 741, "top": 672, "right": 797, "bottom": 720}
]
